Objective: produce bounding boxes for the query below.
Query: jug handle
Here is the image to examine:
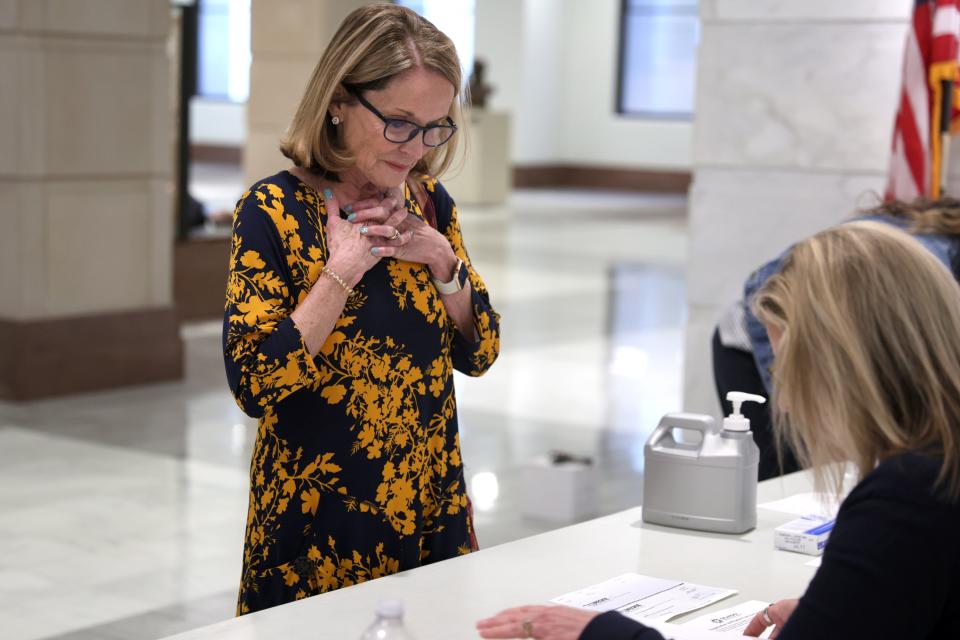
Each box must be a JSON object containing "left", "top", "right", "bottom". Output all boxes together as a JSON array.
[{"left": 647, "top": 412, "right": 716, "bottom": 451}]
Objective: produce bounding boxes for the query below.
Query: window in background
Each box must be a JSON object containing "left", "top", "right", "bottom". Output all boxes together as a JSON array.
[
  {"left": 396, "top": 0, "right": 476, "bottom": 84},
  {"left": 197, "top": 0, "right": 251, "bottom": 102},
  {"left": 617, "top": 0, "right": 699, "bottom": 118}
]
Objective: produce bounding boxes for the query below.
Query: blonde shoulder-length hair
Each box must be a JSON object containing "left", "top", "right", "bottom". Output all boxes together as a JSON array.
[
  {"left": 280, "top": 3, "right": 464, "bottom": 180},
  {"left": 752, "top": 221, "right": 960, "bottom": 501}
]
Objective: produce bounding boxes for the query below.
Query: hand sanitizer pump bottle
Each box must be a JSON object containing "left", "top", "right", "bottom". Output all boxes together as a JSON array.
[
  {"left": 722, "top": 391, "right": 765, "bottom": 434},
  {"left": 642, "top": 392, "right": 765, "bottom": 534}
]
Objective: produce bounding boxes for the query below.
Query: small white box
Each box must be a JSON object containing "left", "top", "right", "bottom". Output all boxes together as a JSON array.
[
  {"left": 520, "top": 457, "right": 596, "bottom": 523},
  {"left": 774, "top": 516, "right": 835, "bottom": 556}
]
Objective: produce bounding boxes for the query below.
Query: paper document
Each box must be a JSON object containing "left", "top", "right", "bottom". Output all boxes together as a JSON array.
[
  {"left": 551, "top": 573, "right": 737, "bottom": 623},
  {"left": 683, "top": 600, "right": 772, "bottom": 636},
  {"left": 644, "top": 621, "right": 746, "bottom": 640},
  {"left": 759, "top": 492, "right": 839, "bottom": 519}
]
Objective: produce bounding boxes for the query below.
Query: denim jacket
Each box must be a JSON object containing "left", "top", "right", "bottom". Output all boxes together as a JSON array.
[{"left": 743, "top": 215, "right": 960, "bottom": 394}]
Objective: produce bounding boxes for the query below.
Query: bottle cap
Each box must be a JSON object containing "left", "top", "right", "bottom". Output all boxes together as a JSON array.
[
  {"left": 723, "top": 391, "right": 766, "bottom": 432},
  {"left": 376, "top": 599, "right": 404, "bottom": 619}
]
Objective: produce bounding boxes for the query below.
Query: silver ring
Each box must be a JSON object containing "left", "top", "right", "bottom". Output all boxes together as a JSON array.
[
  {"left": 761, "top": 606, "right": 774, "bottom": 626},
  {"left": 521, "top": 619, "right": 533, "bottom": 638}
]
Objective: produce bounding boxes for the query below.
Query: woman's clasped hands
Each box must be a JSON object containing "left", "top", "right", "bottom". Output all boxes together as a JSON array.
[
  {"left": 322, "top": 187, "right": 408, "bottom": 287},
  {"left": 323, "top": 186, "right": 454, "bottom": 287}
]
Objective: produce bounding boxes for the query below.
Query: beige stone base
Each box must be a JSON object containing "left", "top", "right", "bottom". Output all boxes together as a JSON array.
[
  {"left": 0, "top": 307, "right": 184, "bottom": 401},
  {"left": 174, "top": 238, "right": 231, "bottom": 322}
]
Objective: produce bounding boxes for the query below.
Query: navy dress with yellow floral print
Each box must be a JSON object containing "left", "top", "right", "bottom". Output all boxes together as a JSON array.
[{"left": 223, "top": 170, "right": 500, "bottom": 615}]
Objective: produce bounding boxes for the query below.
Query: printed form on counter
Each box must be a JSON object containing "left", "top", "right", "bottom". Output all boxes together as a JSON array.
[
  {"left": 683, "top": 600, "right": 773, "bottom": 637},
  {"left": 551, "top": 573, "right": 737, "bottom": 623}
]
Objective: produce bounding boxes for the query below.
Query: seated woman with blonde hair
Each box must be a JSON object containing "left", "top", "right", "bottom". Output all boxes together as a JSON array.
[{"left": 477, "top": 221, "right": 960, "bottom": 639}]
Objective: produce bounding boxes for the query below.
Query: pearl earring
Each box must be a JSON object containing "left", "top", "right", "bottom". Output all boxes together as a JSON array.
[{"left": 331, "top": 115, "right": 341, "bottom": 125}]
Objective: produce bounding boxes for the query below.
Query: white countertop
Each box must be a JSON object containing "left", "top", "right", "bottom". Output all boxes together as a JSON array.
[{"left": 160, "top": 472, "right": 820, "bottom": 640}]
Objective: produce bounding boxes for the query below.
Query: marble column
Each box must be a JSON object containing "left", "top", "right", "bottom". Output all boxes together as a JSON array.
[
  {"left": 0, "top": 0, "right": 182, "bottom": 400},
  {"left": 683, "top": 0, "right": 912, "bottom": 415},
  {"left": 244, "top": 0, "right": 370, "bottom": 187}
]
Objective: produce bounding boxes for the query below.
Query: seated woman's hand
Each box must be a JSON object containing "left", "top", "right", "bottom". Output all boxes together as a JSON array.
[
  {"left": 476, "top": 605, "right": 599, "bottom": 640},
  {"left": 743, "top": 599, "right": 798, "bottom": 638}
]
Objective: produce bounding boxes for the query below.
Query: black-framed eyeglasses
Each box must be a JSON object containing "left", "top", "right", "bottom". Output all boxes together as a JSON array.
[{"left": 349, "top": 88, "right": 457, "bottom": 148}]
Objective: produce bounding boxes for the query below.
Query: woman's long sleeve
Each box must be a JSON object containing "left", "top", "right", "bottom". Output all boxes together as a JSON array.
[
  {"left": 430, "top": 181, "right": 500, "bottom": 376},
  {"left": 223, "top": 183, "right": 322, "bottom": 418}
]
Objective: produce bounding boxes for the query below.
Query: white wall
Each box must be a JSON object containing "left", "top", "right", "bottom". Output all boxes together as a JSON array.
[
  {"left": 559, "top": 0, "right": 692, "bottom": 169},
  {"left": 474, "top": 0, "right": 693, "bottom": 169},
  {"left": 515, "top": 0, "right": 565, "bottom": 163},
  {"left": 189, "top": 97, "right": 246, "bottom": 146},
  {"left": 473, "top": 0, "right": 523, "bottom": 115}
]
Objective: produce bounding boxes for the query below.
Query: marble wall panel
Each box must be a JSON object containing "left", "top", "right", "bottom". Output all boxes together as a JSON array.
[
  {"left": 6, "top": 182, "right": 46, "bottom": 319},
  {"left": 682, "top": 168, "right": 885, "bottom": 412},
  {"left": 246, "top": 56, "right": 315, "bottom": 129},
  {"left": 944, "top": 139, "right": 960, "bottom": 195},
  {"left": 243, "top": 129, "right": 288, "bottom": 190},
  {"left": 0, "top": 37, "right": 45, "bottom": 177},
  {"left": 702, "top": 0, "right": 911, "bottom": 22},
  {"left": 147, "top": 179, "right": 174, "bottom": 307},
  {"left": 682, "top": 305, "right": 724, "bottom": 416},
  {"left": 686, "top": 168, "right": 885, "bottom": 308},
  {"left": 0, "top": 41, "right": 19, "bottom": 176},
  {"left": 17, "top": 0, "right": 167, "bottom": 39},
  {"left": 148, "top": 45, "right": 172, "bottom": 179},
  {"left": 679, "top": 1, "right": 912, "bottom": 411},
  {"left": 43, "top": 40, "right": 165, "bottom": 177},
  {"left": 250, "top": 0, "right": 369, "bottom": 56},
  {"left": 0, "top": 184, "right": 20, "bottom": 315},
  {"left": 45, "top": 181, "right": 152, "bottom": 315},
  {"left": 694, "top": 23, "right": 906, "bottom": 173},
  {"left": 251, "top": 0, "right": 324, "bottom": 57},
  {"left": 0, "top": 0, "right": 15, "bottom": 30},
  {"left": 18, "top": 40, "right": 45, "bottom": 176},
  {"left": 245, "top": 0, "right": 377, "bottom": 188},
  {"left": 323, "top": 1, "right": 372, "bottom": 41}
]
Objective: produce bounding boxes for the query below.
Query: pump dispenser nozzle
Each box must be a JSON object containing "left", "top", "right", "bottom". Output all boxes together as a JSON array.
[{"left": 723, "top": 391, "right": 767, "bottom": 432}]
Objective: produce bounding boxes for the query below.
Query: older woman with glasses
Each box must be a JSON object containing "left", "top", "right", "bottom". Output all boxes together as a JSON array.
[{"left": 223, "top": 4, "right": 500, "bottom": 615}]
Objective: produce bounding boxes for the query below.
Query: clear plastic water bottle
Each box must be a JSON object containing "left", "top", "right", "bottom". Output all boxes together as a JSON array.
[{"left": 359, "top": 599, "right": 417, "bottom": 640}]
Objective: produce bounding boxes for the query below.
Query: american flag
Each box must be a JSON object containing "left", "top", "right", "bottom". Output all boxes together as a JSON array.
[{"left": 887, "top": 0, "right": 960, "bottom": 200}]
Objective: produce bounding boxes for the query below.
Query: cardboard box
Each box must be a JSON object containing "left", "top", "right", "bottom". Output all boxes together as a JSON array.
[
  {"left": 774, "top": 516, "right": 834, "bottom": 556},
  {"left": 520, "top": 457, "right": 596, "bottom": 522}
]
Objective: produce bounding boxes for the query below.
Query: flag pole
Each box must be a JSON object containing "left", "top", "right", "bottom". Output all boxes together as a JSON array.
[{"left": 939, "top": 79, "right": 954, "bottom": 198}]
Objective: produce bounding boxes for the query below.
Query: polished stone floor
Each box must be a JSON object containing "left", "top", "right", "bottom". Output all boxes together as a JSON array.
[{"left": 0, "top": 181, "right": 687, "bottom": 640}]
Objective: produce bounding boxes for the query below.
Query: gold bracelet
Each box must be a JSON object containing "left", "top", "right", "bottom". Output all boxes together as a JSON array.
[{"left": 321, "top": 266, "right": 352, "bottom": 295}]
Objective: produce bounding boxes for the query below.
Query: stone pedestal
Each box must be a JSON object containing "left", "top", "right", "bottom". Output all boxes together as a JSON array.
[{"left": 442, "top": 110, "right": 512, "bottom": 205}]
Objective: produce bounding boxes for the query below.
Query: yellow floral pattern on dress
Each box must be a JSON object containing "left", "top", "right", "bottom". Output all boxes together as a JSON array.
[{"left": 224, "top": 171, "right": 499, "bottom": 615}]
